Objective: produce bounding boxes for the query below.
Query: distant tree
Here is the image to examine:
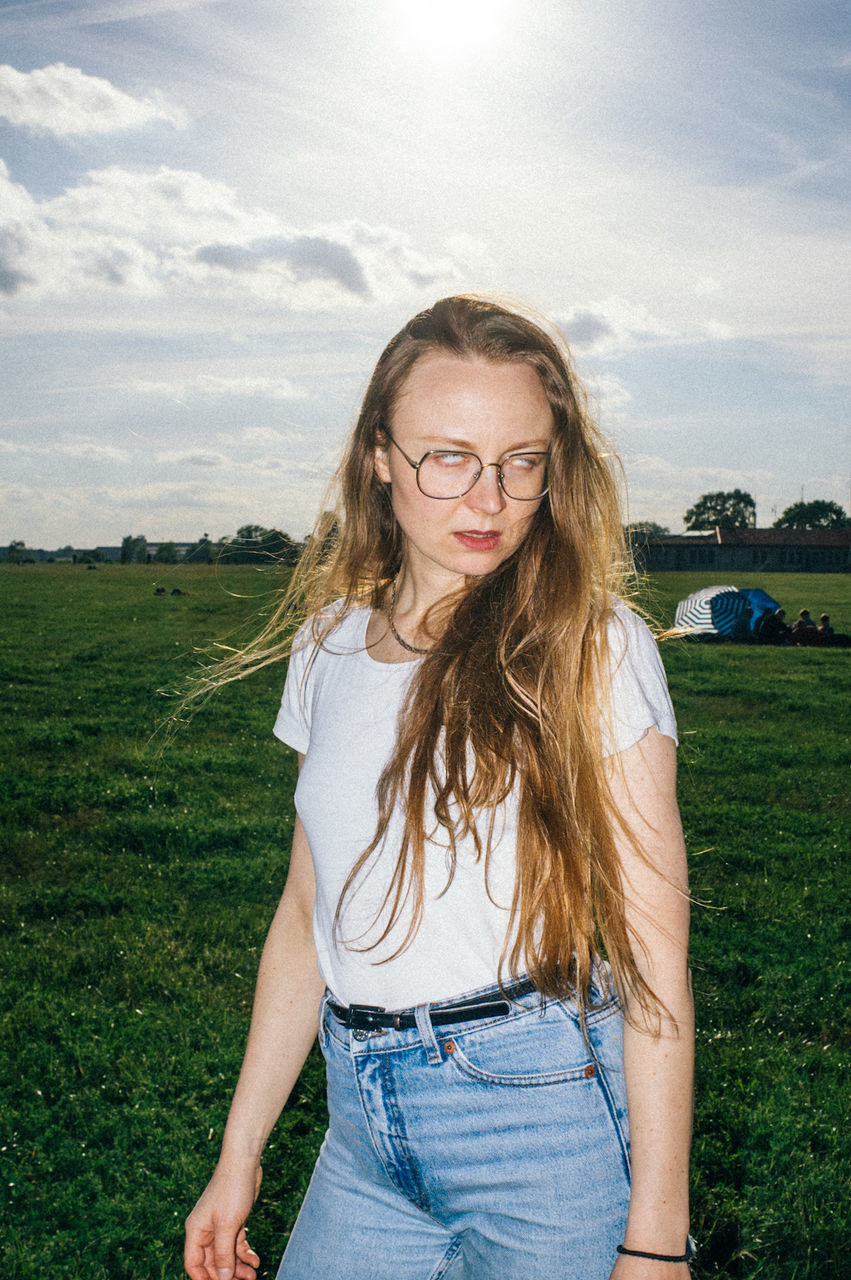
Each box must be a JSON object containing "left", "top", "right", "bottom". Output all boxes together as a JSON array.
[
  {"left": 78, "top": 548, "right": 106, "bottom": 563},
  {"left": 773, "top": 500, "right": 849, "bottom": 530},
  {"left": 276, "top": 533, "right": 303, "bottom": 566},
  {"left": 6, "top": 539, "right": 26, "bottom": 564},
  {"left": 301, "top": 510, "right": 339, "bottom": 563},
  {"left": 250, "top": 527, "right": 301, "bottom": 566},
  {"left": 217, "top": 525, "right": 302, "bottom": 565},
  {"left": 183, "top": 533, "right": 216, "bottom": 564},
  {"left": 120, "top": 535, "right": 148, "bottom": 564},
  {"left": 221, "top": 524, "right": 268, "bottom": 563},
  {"left": 625, "top": 521, "right": 670, "bottom": 541},
  {"left": 236, "top": 524, "right": 266, "bottom": 543},
  {"left": 684, "top": 489, "right": 756, "bottom": 530},
  {"left": 153, "top": 541, "right": 180, "bottom": 563}
]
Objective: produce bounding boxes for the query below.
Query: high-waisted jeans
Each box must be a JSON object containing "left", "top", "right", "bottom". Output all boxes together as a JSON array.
[{"left": 276, "top": 979, "right": 631, "bottom": 1280}]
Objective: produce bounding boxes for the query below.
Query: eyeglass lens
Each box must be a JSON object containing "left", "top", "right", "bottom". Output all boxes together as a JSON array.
[{"left": 417, "top": 452, "right": 547, "bottom": 500}]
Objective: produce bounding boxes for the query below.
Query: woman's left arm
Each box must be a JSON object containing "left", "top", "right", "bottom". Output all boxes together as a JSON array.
[{"left": 605, "top": 727, "right": 694, "bottom": 1279}]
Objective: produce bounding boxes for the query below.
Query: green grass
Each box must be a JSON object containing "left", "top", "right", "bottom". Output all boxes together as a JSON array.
[{"left": 2, "top": 564, "right": 849, "bottom": 1278}]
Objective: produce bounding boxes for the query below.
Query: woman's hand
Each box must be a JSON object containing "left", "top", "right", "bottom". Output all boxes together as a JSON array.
[{"left": 184, "top": 1160, "right": 263, "bottom": 1280}]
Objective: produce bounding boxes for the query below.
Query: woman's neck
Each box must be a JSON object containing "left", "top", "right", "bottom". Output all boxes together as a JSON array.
[
  {"left": 366, "top": 561, "right": 464, "bottom": 663},
  {"left": 392, "top": 557, "right": 465, "bottom": 625}
]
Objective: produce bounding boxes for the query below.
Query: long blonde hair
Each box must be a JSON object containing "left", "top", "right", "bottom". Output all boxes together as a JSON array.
[{"left": 201, "top": 295, "right": 657, "bottom": 1016}]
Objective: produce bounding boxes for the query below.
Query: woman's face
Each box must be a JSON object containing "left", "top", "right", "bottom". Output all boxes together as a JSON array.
[{"left": 374, "top": 354, "right": 554, "bottom": 589}]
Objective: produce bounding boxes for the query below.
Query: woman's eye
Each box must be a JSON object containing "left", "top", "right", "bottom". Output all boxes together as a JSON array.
[
  {"left": 506, "top": 454, "right": 543, "bottom": 472},
  {"left": 433, "top": 452, "right": 471, "bottom": 468}
]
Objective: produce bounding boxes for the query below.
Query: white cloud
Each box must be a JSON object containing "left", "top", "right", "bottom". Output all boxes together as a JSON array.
[
  {"left": 133, "top": 374, "right": 306, "bottom": 400},
  {"left": 58, "top": 438, "right": 131, "bottom": 463},
  {"left": 585, "top": 373, "right": 633, "bottom": 416},
  {"left": 154, "top": 450, "right": 227, "bottom": 467},
  {"left": 627, "top": 455, "right": 777, "bottom": 491},
  {"left": 0, "top": 63, "right": 187, "bottom": 136},
  {"left": 0, "top": 433, "right": 130, "bottom": 463},
  {"left": 216, "top": 426, "right": 309, "bottom": 448},
  {"left": 194, "top": 220, "right": 464, "bottom": 303},
  {"left": 0, "top": 470, "right": 330, "bottom": 544},
  {"left": 0, "top": 163, "right": 467, "bottom": 306},
  {"left": 694, "top": 276, "right": 722, "bottom": 298},
  {"left": 557, "top": 296, "right": 677, "bottom": 356},
  {"left": 445, "top": 233, "right": 491, "bottom": 270},
  {"left": 153, "top": 448, "right": 331, "bottom": 478}
]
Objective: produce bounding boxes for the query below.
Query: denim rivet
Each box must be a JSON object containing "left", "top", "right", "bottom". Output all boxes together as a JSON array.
[
  {"left": 444, "top": 1039, "right": 455, "bottom": 1053},
  {"left": 584, "top": 1063, "right": 596, "bottom": 1078}
]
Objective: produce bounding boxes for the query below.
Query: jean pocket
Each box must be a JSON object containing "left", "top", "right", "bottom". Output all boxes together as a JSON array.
[{"left": 442, "top": 1004, "right": 598, "bottom": 1087}]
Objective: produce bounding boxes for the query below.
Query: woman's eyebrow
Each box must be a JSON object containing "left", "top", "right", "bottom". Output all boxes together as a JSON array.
[{"left": 415, "top": 432, "right": 551, "bottom": 451}]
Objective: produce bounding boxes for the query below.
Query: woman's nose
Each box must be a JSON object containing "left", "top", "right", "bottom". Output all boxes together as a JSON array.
[{"left": 464, "top": 463, "right": 506, "bottom": 513}]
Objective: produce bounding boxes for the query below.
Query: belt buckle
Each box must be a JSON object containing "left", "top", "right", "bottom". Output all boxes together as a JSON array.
[{"left": 346, "top": 1004, "right": 387, "bottom": 1037}]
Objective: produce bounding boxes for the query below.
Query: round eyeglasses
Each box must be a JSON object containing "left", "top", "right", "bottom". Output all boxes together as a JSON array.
[{"left": 384, "top": 433, "right": 549, "bottom": 501}]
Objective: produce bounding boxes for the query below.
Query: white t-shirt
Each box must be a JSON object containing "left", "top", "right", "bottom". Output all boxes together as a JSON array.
[{"left": 273, "top": 601, "right": 677, "bottom": 1010}]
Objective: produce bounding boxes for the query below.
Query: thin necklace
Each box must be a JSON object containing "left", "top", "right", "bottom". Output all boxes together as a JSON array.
[{"left": 387, "top": 578, "right": 430, "bottom": 655}]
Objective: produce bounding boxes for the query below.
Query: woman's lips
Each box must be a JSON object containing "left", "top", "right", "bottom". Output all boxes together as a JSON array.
[{"left": 452, "top": 531, "right": 501, "bottom": 550}]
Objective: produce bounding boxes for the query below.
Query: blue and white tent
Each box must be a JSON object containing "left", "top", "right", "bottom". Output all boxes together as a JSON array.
[{"left": 674, "top": 585, "right": 748, "bottom": 637}]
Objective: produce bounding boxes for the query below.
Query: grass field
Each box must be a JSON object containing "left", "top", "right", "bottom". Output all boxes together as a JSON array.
[{"left": 1, "top": 563, "right": 849, "bottom": 1279}]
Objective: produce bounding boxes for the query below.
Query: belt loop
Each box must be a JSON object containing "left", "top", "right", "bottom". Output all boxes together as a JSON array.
[
  {"left": 413, "top": 1003, "right": 442, "bottom": 1065},
  {"left": 318, "top": 990, "right": 332, "bottom": 1048}
]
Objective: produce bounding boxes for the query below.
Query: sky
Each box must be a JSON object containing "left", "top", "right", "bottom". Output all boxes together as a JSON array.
[{"left": 0, "top": 0, "right": 848, "bottom": 546}]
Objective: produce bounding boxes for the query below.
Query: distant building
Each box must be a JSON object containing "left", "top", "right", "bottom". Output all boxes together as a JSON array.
[
  {"left": 145, "top": 543, "right": 193, "bottom": 561},
  {"left": 639, "top": 527, "right": 851, "bottom": 573},
  {"left": 2, "top": 544, "right": 191, "bottom": 563}
]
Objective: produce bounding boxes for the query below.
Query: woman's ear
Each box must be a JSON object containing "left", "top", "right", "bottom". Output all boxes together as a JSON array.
[{"left": 373, "top": 432, "right": 392, "bottom": 484}]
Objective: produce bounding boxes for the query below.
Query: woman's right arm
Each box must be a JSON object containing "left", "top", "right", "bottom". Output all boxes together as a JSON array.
[{"left": 184, "top": 801, "right": 325, "bottom": 1280}]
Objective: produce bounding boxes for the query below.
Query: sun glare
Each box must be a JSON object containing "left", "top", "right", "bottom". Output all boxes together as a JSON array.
[{"left": 391, "top": 0, "right": 511, "bottom": 63}]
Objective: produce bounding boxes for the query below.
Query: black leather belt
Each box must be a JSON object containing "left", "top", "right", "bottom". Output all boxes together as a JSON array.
[{"left": 328, "top": 978, "right": 538, "bottom": 1032}]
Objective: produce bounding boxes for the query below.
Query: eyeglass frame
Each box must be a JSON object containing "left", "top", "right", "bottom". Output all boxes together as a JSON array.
[{"left": 381, "top": 432, "right": 550, "bottom": 502}]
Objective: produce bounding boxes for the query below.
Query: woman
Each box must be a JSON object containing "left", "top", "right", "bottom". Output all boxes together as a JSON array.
[{"left": 184, "top": 295, "right": 694, "bottom": 1280}]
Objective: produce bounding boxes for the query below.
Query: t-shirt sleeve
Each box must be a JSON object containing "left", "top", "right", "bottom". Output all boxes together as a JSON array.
[
  {"left": 601, "top": 604, "right": 678, "bottom": 757},
  {"left": 272, "top": 622, "right": 314, "bottom": 753}
]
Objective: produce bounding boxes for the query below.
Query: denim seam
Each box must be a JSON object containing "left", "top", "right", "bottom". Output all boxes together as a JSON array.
[
  {"left": 589, "top": 1055, "right": 632, "bottom": 1184},
  {"left": 379, "top": 1052, "right": 429, "bottom": 1207},
  {"left": 338, "top": 1043, "right": 413, "bottom": 1212},
  {"left": 353, "top": 1050, "right": 432, "bottom": 1213},
  {"left": 585, "top": 1000, "right": 621, "bottom": 1026},
  {"left": 428, "top": 1234, "right": 465, "bottom": 1279},
  {"left": 562, "top": 998, "right": 622, "bottom": 1031}
]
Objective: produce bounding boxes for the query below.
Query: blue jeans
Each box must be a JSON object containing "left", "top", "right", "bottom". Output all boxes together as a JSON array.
[{"left": 276, "top": 980, "right": 630, "bottom": 1280}]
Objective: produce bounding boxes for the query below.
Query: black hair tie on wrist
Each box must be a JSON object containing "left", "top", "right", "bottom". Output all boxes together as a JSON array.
[{"left": 617, "top": 1244, "right": 690, "bottom": 1263}]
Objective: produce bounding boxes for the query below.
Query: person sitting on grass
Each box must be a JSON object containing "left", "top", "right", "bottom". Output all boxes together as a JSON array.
[
  {"left": 754, "top": 606, "right": 774, "bottom": 644},
  {"left": 757, "top": 607, "right": 789, "bottom": 645},
  {"left": 816, "top": 614, "right": 851, "bottom": 647},
  {"left": 792, "top": 609, "right": 818, "bottom": 645}
]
